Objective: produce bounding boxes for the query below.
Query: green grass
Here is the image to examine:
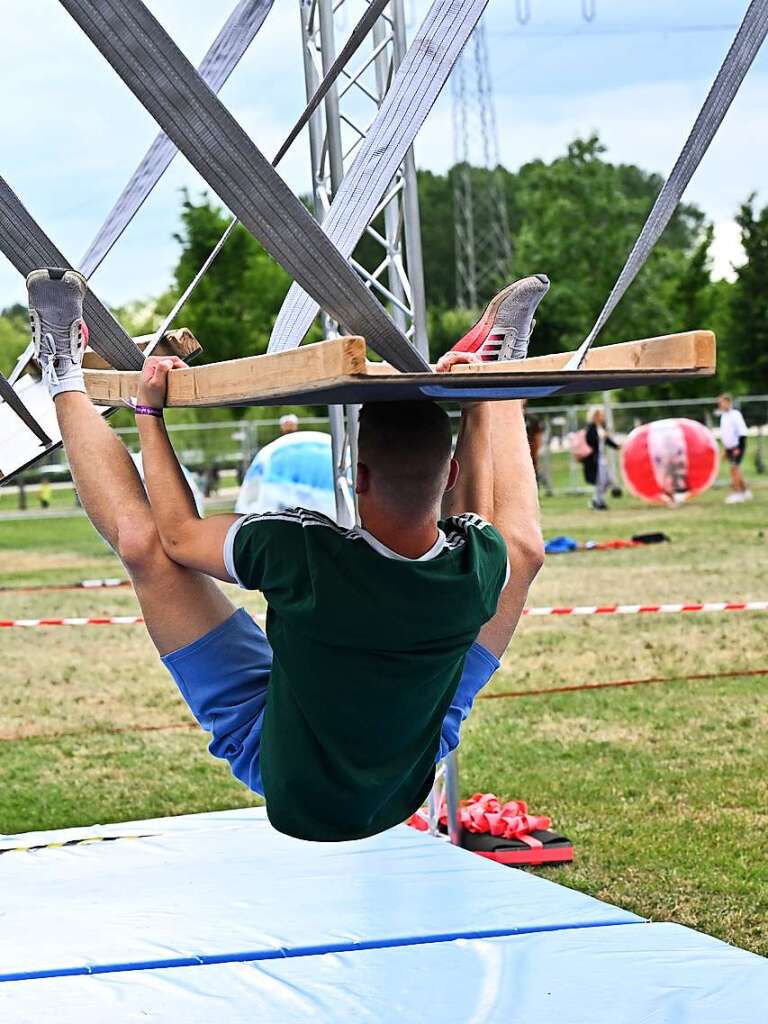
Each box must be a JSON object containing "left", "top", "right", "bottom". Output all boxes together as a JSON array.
[{"left": 1, "top": 475, "right": 766, "bottom": 953}]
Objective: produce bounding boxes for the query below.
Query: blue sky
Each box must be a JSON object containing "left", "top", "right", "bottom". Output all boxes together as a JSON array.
[{"left": 1, "top": 0, "right": 766, "bottom": 310}]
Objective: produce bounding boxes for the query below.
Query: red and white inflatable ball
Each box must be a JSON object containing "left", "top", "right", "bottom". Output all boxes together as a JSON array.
[{"left": 622, "top": 418, "right": 719, "bottom": 505}]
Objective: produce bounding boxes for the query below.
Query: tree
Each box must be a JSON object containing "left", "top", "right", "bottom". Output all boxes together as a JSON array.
[
  {"left": 728, "top": 196, "right": 768, "bottom": 393},
  {"left": 0, "top": 304, "right": 30, "bottom": 376},
  {"left": 505, "top": 136, "right": 705, "bottom": 360},
  {"left": 411, "top": 135, "right": 716, "bottom": 390},
  {"left": 171, "top": 193, "right": 294, "bottom": 366}
]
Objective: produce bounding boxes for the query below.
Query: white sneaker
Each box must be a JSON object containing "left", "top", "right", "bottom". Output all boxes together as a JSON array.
[
  {"left": 742, "top": 490, "right": 754, "bottom": 501},
  {"left": 26, "top": 268, "right": 89, "bottom": 399},
  {"left": 725, "top": 492, "right": 744, "bottom": 504}
]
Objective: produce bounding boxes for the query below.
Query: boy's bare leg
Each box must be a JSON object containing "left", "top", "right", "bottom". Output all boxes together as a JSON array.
[
  {"left": 54, "top": 392, "right": 235, "bottom": 656},
  {"left": 443, "top": 398, "right": 544, "bottom": 659},
  {"left": 439, "top": 275, "right": 548, "bottom": 659}
]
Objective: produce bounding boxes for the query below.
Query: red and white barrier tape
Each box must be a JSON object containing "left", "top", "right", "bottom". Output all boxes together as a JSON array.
[
  {"left": 0, "top": 616, "right": 146, "bottom": 628},
  {"left": 522, "top": 601, "right": 768, "bottom": 617},
  {"left": 0, "top": 602, "right": 766, "bottom": 629},
  {"left": 0, "top": 578, "right": 130, "bottom": 595}
]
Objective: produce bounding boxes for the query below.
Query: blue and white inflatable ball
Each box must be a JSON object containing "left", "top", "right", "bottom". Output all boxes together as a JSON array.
[
  {"left": 236, "top": 431, "right": 341, "bottom": 521},
  {"left": 131, "top": 452, "right": 205, "bottom": 515}
]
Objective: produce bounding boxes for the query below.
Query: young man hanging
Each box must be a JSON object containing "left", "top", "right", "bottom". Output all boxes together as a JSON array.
[{"left": 26, "top": 269, "right": 548, "bottom": 842}]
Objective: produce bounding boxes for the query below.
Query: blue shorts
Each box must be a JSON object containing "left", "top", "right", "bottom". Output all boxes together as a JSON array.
[{"left": 162, "top": 608, "right": 499, "bottom": 798}]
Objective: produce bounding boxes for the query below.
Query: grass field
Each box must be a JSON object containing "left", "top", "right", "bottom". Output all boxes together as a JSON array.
[{"left": 1, "top": 462, "right": 766, "bottom": 955}]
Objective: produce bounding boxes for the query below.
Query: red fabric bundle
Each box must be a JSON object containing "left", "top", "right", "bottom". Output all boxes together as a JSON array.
[{"left": 440, "top": 792, "right": 551, "bottom": 840}]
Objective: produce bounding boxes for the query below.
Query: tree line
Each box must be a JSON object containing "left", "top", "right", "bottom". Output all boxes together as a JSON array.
[{"left": 0, "top": 134, "right": 765, "bottom": 400}]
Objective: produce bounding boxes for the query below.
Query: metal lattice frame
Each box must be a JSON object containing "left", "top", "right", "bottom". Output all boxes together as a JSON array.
[
  {"left": 300, "top": 0, "right": 428, "bottom": 357},
  {"left": 298, "top": 0, "right": 430, "bottom": 526}
]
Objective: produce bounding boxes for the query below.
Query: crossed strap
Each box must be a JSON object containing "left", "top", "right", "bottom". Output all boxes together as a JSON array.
[
  {"left": 0, "top": 176, "right": 143, "bottom": 374},
  {"left": 269, "top": 0, "right": 491, "bottom": 353},
  {"left": 59, "top": 0, "right": 427, "bottom": 373},
  {"left": 80, "top": 0, "right": 276, "bottom": 279},
  {"left": 8, "top": 0, "right": 274, "bottom": 390}
]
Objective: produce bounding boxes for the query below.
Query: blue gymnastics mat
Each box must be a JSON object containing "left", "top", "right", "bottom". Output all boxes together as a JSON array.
[
  {"left": 0, "top": 808, "right": 638, "bottom": 981},
  {"left": 1, "top": 924, "right": 766, "bottom": 1022},
  {"left": 2, "top": 808, "right": 765, "bottom": 1022}
]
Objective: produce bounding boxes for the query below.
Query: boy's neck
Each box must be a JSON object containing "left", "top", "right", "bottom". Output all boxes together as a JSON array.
[{"left": 359, "top": 508, "right": 440, "bottom": 560}]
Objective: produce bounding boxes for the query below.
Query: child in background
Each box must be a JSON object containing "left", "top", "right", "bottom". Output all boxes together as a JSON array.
[{"left": 718, "top": 394, "right": 751, "bottom": 504}]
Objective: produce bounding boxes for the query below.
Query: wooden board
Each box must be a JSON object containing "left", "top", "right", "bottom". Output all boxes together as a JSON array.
[
  {"left": 85, "top": 336, "right": 367, "bottom": 407},
  {"left": 83, "top": 330, "right": 715, "bottom": 409},
  {"left": 81, "top": 328, "right": 202, "bottom": 370},
  {"left": 0, "top": 329, "right": 715, "bottom": 484}
]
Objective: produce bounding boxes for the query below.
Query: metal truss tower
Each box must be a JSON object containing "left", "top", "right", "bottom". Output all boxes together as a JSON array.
[
  {"left": 298, "top": 0, "right": 430, "bottom": 525},
  {"left": 451, "top": 19, "right": 512, "bottom": 310}
]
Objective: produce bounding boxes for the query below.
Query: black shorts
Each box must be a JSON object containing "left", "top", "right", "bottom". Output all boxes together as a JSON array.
[{"left": 726, "top": 439, "right": 746, "bottom": 465}]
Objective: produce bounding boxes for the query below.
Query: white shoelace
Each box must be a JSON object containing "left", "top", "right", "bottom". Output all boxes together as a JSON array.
[
  {"left": 32, "top": 315, "right": 85, "bottom": 391},
  {"left": 36, "top": 332, "right": 60, "bottom": 390}
]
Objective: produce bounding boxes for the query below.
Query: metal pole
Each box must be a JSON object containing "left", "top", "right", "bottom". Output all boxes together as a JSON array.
[
  {"left": 390, "top": 0, "right": 429, "bottom": 359},
  {"left": 443, "top": 749, "right": 461, "bottom": 846},
  {"left": 300, "top": 0, "right": 348, "bottom": 524},
  {"left": 452, "top": 18, "right": 510, "bottom": 308},
  {"left": 602, "top": 388, "right": 619, "bottom": 489},
  {"left": 300, "top": 0, "right": 427, "bottom": 347},
  {"left": 317, "top": 0, "right": 345, "bottom": 195},
  {"left": 372, "top": 15, "right": 409, "bottom": 336}
]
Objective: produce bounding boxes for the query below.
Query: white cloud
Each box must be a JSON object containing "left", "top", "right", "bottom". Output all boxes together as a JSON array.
[{"left": 710, "top": 220, "right": 745, "bottom": 282}]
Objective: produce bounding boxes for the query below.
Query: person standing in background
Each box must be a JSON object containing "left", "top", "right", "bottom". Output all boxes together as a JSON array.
[
  {"left": 583, "top": 406, "right": 619, "bottom": 510},
  {"left": 718, "top": 394, "right": 752, "bottom": 504},
  {"left": 279, "top": 414, "right": 299, "bottom": 435},
  {"left": 38, "top": 479, "right": 52, "bottom": 510}
]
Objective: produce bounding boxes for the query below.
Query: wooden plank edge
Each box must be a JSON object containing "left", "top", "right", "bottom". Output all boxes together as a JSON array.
[
  {"left": 82, "top": 328, "right": 202, "bottom": 370},
  {"left": 85, "top": 336, "right": 366, "bottom": 407},
  {"left": 362, "top": 330, "right": 715, "bottom": 378},
  {"left": 462, "top": 330, "right": 715, "bottom": 375}
]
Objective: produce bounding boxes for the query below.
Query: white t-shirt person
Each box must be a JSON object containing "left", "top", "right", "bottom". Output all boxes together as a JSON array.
[{"left": 720, "top": 408, "right": 748, "bottom": 451}]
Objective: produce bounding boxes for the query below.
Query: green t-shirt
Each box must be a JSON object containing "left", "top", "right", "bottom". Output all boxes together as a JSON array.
[{"left": 225, "top": 509, "right": 507, "bottom": 842}]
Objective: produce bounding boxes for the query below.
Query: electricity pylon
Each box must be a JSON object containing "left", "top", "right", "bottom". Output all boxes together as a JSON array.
[{"left": 452, "top": 19, "right": 512, "bottom": 310}]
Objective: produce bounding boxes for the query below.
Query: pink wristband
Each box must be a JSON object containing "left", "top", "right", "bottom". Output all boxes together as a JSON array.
[{"left": 134, "top": 404, "right": 163, "bottom": 418}]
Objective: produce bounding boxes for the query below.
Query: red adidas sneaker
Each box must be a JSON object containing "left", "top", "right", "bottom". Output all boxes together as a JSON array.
[{"left": 450, "top": 274, "right": 550, "bottom": 362}]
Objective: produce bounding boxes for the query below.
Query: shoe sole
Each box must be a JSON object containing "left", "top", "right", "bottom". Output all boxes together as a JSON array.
[{"left": 26, "top": 267, "right": 87, "bottom": 294}]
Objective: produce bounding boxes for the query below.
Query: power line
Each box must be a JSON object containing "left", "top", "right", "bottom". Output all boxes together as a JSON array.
[{"left": 503, "top": 23, "right": 740, "bottom": 40}]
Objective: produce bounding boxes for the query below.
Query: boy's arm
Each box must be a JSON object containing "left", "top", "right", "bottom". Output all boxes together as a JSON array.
[
  {"left": 135, "top": 357, "right": 239, "bottom": 581},
  {"left": 437, "top": 352, "right": 544, "bottom": 659}
]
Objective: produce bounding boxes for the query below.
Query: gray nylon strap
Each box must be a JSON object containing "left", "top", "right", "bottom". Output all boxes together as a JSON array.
[
  {"left": 0, "top": 373, "right": 51, "bottom": 446},
  {"left": 154, "top": 0, "right": 393, "bottom": 342},
  {"left": 567, "top": 0, "right": 768, "bottom": 369},
  {"left": 0, "top": 176, "right": 143, "bottom": 371},
  {"left": 60, "top": 0, "right": 427, "bottom": 373},
  {"left": 269, "top": 0, "right": 490, "bottom": 352},
  {"left": 80, "top": 0, "right": 274, "bottom": 279},
  {"left": 8, "top": 0, "right": 272, "bottom": 388}
]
